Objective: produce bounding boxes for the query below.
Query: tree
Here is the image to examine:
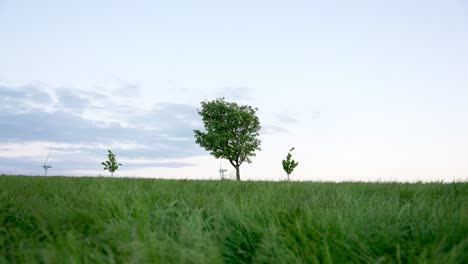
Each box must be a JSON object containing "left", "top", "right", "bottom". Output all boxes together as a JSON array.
[
  {"left": 282, "top": 147, "right": 298, "bottom": 181},
  {"left": 101, "top": 150, "right": 122, "bottom": 177},
  {"left": 194, "top": 98, "right": 261, "bottom": 181}
]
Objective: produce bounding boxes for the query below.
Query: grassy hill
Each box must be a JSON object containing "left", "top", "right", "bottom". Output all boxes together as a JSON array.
[{"left": 1, "top": 176, "right": 467, "bottom": 263}]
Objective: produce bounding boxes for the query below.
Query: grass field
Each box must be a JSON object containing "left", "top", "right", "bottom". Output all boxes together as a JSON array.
[{"left": 0, "top": 176, "right": 467, "bottom": 263}]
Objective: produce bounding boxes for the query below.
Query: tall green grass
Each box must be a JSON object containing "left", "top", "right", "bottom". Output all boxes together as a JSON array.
[{"left": 0, "top": 176, "right": 467, "bottom": 263}]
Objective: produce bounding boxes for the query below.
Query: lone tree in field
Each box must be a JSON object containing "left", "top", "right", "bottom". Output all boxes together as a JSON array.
[
  {"left": 194, "top": 98, "right": 261, "bottom": 181},
  {"left": 101, "top": 150, "right": 122, "bottom": 177},
  {"left": 282, "top": 147, "right": 298, "bottom": 181}
]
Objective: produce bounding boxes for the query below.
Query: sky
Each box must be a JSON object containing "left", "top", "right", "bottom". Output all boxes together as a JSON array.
[{"left": 0, "top": 0, "right": 467, "bottom": 182}]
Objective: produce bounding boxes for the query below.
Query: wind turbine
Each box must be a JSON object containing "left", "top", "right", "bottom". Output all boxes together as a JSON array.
[
  {"left": 41, "top": 150, "right": 52, "bottom": 176},
  {"left": 219, "top": 159, "right": 227, "bottom": 180}
]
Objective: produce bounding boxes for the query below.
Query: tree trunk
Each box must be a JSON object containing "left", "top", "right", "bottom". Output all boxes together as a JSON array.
[{"left": 235, "top": 165, "right": 241, "bottom": 181}]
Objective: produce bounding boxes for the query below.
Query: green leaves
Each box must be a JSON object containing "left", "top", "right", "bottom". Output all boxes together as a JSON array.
[
  {"left": 194, "top": 98, "right": 261, "bottom": 180},
  {"left": 282, "top": 147, "right": 298, "bottom": 181},
  {"left": 101, "top": 150, "right": 122, "bottom": 176}
]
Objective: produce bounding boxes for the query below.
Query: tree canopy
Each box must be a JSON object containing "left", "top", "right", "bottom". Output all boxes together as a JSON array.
[{"left": 194, "top": 98, "right": 261, "bottom": 181}]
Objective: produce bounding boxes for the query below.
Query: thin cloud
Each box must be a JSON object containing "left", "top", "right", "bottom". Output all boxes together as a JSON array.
[
  {"left": 117, "top": 83, "right": 141, "bottom": 97},
  {"left": 215, "top": 86, "right": 252, "bottom": 101},
  {"left": 0, "top": 85, "right": 52, "bottom": 104},
  {"left": 122, "top": 161, "right": 196, "bottom": 168},
  {"left": 0, "top": 113, "right": 181, "bottom": 173},
  {"left": 55, "top": 88, "right": 91, "bottom": 113},
  {"left": 276, "top": 113, "right": 299, "bottom": 124},
  {"left": 0, "top": 84, "right": 53, "bottom": 113},
  {"left": 0, "top": 156, "right": 44, "bottom": 175},
  {"left": 262, "top": 125, "right": 289, "bottom": 135}
]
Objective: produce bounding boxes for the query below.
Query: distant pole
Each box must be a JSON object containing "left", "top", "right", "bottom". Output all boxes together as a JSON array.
[
  {"left": 42, "top": 150, "right": 52, "bottom": 176},
  {"left": 219, "top": 160, "right": 227, "bottom": 180}
]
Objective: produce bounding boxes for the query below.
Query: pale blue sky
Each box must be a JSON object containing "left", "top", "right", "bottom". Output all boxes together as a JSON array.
[{"left": 1, "top": 0, "right": 467, "bottom": 181}]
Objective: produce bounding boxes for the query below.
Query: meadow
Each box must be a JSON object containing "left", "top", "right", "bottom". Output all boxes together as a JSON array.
[{"left": 0, "top": 176, "right": 467, "bottom": 263}]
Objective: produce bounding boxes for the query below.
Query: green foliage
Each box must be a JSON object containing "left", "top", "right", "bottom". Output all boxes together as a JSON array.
[
  {"left": 194, "top": 98, "right": 261, "bottom": 181},
  {"left": 282, "top": 147, "right": 299, "bottom": 181},
  {"left": 0, "top": 176, "right": 467, "bottom": 263},
  {"left": 101, "top": 150, "right": 122, "bottom": 176}
]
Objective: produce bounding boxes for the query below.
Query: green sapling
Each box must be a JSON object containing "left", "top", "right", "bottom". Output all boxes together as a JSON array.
[
  {"left": 282, "top": 147, "right": 298, "bottom": 181},
  {"left": 101, "top": 150, "right": 122, "bottom": 177}
]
